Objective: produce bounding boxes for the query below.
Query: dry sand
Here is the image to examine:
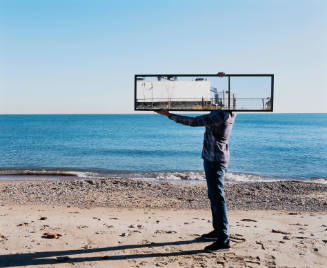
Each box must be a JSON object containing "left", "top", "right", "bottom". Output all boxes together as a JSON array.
[{"left": 1, "top": 205, "right": 327, "bottom": 267}]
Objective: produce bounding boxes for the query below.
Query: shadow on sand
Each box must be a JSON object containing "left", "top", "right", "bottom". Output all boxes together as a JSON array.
[{"left": 0, "top": 238, "right": 209, "bottom": 267}]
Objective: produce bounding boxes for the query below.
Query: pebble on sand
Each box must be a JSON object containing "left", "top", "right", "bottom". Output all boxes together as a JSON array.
[
  {"left": 42, "top": 232, "right": 62, "bottom": 239},
  {"left": 272, "top": 229, "right": 290, "bottom": 235}
]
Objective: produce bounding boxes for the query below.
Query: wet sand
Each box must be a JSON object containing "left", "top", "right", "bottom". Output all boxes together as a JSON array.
[{"left": 1, "top": 178, "right": 327, "bottom": 211}]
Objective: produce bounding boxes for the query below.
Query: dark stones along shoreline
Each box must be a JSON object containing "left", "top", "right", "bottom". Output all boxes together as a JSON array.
[{"left": 0, "top": 179, "right": 326, "bottom": 211}]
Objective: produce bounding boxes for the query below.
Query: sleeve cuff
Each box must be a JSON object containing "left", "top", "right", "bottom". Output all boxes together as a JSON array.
[{"left": 168, "top": 113, "right": 175, "bottom": 120}]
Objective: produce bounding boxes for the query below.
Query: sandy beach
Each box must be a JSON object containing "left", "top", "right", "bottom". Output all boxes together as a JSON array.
[{"left": 1, "top": 178, "right": 327, "bottom": 267}]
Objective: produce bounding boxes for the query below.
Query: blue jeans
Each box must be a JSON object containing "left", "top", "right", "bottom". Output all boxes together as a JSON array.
[{"left": 203, "top": 160, "right": 229, "bottom": 243}]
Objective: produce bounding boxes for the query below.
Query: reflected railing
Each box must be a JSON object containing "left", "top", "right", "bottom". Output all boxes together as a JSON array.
[{"left": 136, "top": 98, "right": 271, "bottom": 111}]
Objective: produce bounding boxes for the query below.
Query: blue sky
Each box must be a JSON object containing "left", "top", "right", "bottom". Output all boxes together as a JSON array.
[{"left": 0, "top": 0, "right": 326, "bottom": 113}]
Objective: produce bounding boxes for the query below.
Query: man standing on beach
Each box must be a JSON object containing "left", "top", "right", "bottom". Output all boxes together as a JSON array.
[{"left": 156, "top": 76, "right": 236, "bottom": 251}]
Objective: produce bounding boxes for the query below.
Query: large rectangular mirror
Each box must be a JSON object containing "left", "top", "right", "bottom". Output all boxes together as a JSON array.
[{"left": 134, "top": 74, "right": 274, "bottom": 112}]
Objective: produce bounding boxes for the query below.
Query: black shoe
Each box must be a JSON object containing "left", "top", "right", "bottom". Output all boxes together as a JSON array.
[
  {"left": 199, "top": 230, "right": 218, "bottom": 241},
  {"left": 204, "top": 240, "right": 230, "bottom": 252}
]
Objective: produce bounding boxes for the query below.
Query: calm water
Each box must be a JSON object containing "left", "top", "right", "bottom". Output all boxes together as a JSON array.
[{"left": 0, "top": 114, "right": 326, "bottom": 182}]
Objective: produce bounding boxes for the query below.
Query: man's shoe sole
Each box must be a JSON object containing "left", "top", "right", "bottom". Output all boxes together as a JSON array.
[
  {"left": 205, "top": 247, "right": 230, "bottom": 253},
  {"left": 197, "top": 235, "right": 218, "bottom": 241},
  {"left": 201, "top": 237, "right": 217, "bottom": 241}
]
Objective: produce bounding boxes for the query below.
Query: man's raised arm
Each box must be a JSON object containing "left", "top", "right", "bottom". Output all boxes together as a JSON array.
[{"left": 155, "top": 110, "right": 226, "bottom": 127}]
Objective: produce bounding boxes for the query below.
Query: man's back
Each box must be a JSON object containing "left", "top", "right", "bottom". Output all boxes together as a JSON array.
[{"left": 202, "top": 111, "right": 236, "bottom": 167}]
